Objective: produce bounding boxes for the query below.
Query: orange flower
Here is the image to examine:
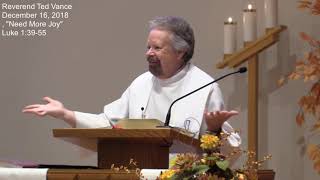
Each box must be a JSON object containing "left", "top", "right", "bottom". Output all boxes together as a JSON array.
[{"left": 159, "top": 169, "right": 176, "bottom": 179}]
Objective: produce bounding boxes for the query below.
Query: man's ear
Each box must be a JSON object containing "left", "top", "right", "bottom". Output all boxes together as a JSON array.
[{"left": 177, "top": 50, "right": 186, "bottom": 61}]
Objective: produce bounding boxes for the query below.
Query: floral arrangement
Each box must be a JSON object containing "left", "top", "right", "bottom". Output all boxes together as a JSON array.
[
  {"left": 159, "top": 133, "right": 271, "bottom": 180},
  {"left": 278, "top": 0, "right": 320, "bottom": 174}
]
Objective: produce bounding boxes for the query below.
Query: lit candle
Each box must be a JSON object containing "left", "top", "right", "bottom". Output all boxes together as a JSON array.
[
  {"left": 243, "top": 4, "right": 257, "bottom": 42},
  {"left": 224, "top": 17, "right": 237, "bottom": 54},
  {"left": 264, "top": 0, "right": 278, "bottom": 28}
]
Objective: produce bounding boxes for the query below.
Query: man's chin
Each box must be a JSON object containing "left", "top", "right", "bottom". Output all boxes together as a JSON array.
[{"left": 148, "top": 67, "right": 162, "bottom": 77}]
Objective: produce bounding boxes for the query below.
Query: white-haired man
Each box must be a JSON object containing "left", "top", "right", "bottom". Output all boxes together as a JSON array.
[{"left": 23, "top": 16, "right": 240, "bottom": 147}]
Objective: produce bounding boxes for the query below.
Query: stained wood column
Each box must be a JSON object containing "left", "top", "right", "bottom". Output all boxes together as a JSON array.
[{"left": 246, "top": 41, "right": 258, "bottom": 161}]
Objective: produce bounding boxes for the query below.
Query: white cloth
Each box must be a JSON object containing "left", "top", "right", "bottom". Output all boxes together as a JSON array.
[
  {"left": 0, "top": 168, "right": 48, "bottom": 180},
  {"left": 141, "top": 169, "right": 165, "bottom": 180},
  {"left": 74, "top": 63, "right": 240, "bottom": 146}
]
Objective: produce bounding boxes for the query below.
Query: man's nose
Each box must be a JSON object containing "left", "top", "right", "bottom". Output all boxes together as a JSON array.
[{"left": 146, "top": 48, "right": 155, "bottom": 56}]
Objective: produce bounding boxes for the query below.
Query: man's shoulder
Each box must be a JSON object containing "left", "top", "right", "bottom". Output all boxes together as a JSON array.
[
  {"left": 189, "top": 64, "right": 214, "bottom": 82},
  {"left": 188, "top": 64, "right": 221, "bottom": 91},
  {"left": 130, "top": 71, "right": 153, "bottom": 86}
]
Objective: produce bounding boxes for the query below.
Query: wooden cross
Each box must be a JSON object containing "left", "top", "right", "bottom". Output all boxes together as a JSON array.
[{"left": 216, "top": 26, "right": 287, "bottom": 161}]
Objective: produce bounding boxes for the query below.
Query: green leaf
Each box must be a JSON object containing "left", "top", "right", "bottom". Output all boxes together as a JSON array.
[
  {"left": 206, "top": 156, "right": 218, "bottom": 161},
  {"left": 170, "top": 174, "right": 180, "bottom": 180},
  {"left": 192, "top": 164, "right": 210, "bottom": 174},
  {"left": 169, "top": 157, "right": 177, "bottom": 168},
  {"left": 216, "top": 160, "right": 230, "bottom": 171}
]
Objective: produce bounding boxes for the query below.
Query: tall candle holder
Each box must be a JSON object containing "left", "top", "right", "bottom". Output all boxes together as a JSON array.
[
  {"left": 264, "top": 0, "right": 278, "bottom": 31},
  {"left": 217, "top": 25, "right": 287, "bottom": 161},
  {"left": 243, "top": 4, "right": 257, "bottom": 42},
  {"left": 224, "top": 17, "right": 237, "bottom": 58},
  {"left": 223, "top": 17, "right": 237, "bottom": 59}
]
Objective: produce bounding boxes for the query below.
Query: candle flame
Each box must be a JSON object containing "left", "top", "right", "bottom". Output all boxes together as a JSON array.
[
  {"left": 228, "top": 17, "right": 233, "bottom": 23},
  {"left": 248, "top": 4, "right": 253, "bottom": 10}
]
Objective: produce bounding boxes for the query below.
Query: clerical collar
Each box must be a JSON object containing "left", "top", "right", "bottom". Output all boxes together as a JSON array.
[{"left": 156, "top": 62, "right": 190, "bottom": 86}]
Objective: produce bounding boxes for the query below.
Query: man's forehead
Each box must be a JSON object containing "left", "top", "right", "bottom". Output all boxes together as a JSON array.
[{"left": 147, "top": 30, "right": 172, "bottom": 42}]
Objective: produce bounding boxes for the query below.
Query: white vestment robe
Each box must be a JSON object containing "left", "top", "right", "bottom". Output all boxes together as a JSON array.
[{"left": 74, "top": 63, "right": 240, "bottom": 147}]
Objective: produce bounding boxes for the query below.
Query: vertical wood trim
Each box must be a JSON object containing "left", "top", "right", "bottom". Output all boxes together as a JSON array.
[{"left": 248, "top": 54, "right": 258, "bottom": 161}]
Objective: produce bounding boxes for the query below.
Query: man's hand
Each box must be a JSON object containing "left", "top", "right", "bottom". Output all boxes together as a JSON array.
[
  {"left": 22, "top": 96, "right": 76, "bottom": 127},
  {"left": 204, "top": 110, "right": 239, "bottom": 132},
  {"left": 23, "top": 97, "right": 64, "bottom": 118}
]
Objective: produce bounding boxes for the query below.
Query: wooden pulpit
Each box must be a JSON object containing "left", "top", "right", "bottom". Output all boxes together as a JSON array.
[
  {"left": 52, "top": 128, "right": 275, "bottom": 179},
  {"left": 53, "top": 128, "right": 200, "bottom": 169}
]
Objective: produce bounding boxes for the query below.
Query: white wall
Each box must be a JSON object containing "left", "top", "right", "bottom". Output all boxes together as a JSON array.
[{"left": 0, "top": 0, "right": 319, "bottom": 179}]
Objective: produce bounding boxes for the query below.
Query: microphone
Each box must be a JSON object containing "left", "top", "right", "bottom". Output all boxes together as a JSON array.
[
  {"left": 163, "top": 67, "right": 247, "bottom": 127},
  {"left": 141, "top": 107, "right": 145, "bottom": 119}
]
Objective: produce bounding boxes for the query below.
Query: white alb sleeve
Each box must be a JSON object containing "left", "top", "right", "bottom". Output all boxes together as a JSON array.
[
  {"left": 74, "top": 111, "right": 110, "bottom": 128},
  {"left": 74, "top": 87, "right": 130, "bottom": 128},
  {"left": 200, "top": 83, "right": 241, "bottom": 147}
]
